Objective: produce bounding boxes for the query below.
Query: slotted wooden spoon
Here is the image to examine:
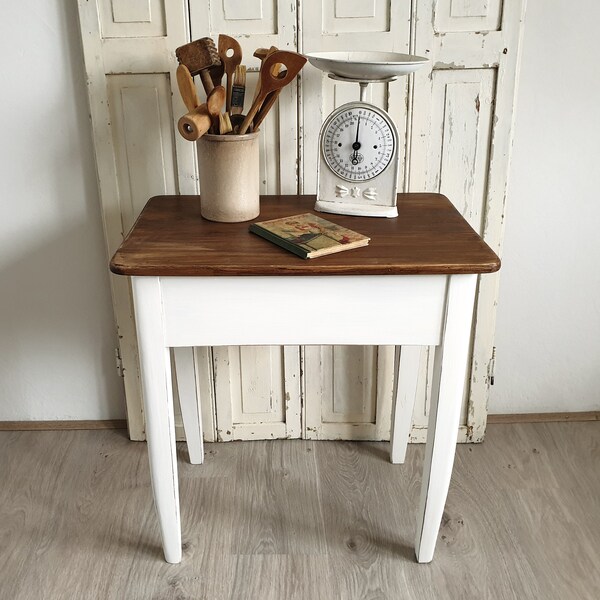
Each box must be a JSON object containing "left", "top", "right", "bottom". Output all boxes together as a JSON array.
[
  {"left": 218, "top": 34, "right": 243, "bottom": 113},
  {"left": 238, "top": 51, "right": 307, "bottom": 135}
]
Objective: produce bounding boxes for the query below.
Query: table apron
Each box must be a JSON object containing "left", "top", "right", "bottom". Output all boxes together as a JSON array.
[{"left": 149, "top": 275, "right": 452, "bottom": 347}]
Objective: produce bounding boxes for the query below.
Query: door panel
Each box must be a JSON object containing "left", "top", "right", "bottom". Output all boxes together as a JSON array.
[
  {"left": 300, "top": 0, "right": 410, "bottom": 440},
  {"left": 99, "top": 0, "right": 167, "bottom": 38},
  {"left": 214, "top": 346, "right": 301, "bottom": 440},
  {"left": 408, "top": 0, "right": 526, "bottom": 441},
  {"left": 107, "top": 74, "right": 178, "bottom": 232},
  {"left": 189, "top": 0, "right": 300, "bottom": 440},
  {"left": 434, "top": 0, "right": 503, "bottom": 32},
  {"left": 304, "top": 346, "right": 393, "bottom": 440},
  {"left": 78, "top": 0, "right": 192, "bottom": 439}
]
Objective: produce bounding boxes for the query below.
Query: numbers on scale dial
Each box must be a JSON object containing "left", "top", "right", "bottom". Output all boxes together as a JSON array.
[{"left": 322, "top": 107, "right": 395, "bottom": 182}]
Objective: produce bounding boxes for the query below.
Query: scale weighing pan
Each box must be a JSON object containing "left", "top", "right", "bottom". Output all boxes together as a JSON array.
[{"left": 305, "top": 51, "right": 428, "bottom": 81}]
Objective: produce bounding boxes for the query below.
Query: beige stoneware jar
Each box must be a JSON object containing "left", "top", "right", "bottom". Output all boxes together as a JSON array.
[{"left": 196, "top": 132, "right": 260, "bottom": 223}]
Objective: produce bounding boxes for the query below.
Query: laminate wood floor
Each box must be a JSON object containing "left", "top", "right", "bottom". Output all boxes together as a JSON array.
[{"left": 1, "top": 422, "right": 598, "bottom": 599}]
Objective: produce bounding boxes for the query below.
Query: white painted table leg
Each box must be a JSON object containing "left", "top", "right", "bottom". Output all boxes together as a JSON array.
[
  {"left": 390, "top": 345, "right": 420, "bottom": 464},
  {"left": 415, "top": 274, "right": 477, "bottom": 563},
  {"left": 132, "top": 277, "right": 182, "bottom": 564},
  {"left": 173, "top": 347, "right": 204, "bottom": 464}
]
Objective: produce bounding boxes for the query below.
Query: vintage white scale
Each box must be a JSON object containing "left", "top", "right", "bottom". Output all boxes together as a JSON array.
[{"left": 306, "top": 52, "right": 428, "bottom": 218}]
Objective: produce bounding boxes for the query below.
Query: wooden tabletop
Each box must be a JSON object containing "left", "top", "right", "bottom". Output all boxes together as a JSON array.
[{"left": 109, "top": 194, "right": 500, "bottom": 276}]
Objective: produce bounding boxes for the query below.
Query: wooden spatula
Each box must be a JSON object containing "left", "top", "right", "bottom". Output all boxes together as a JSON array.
[
  {"left": 218, "top": 35, "right": 243, "bottom": 113},
  {"left": 239, "top": 51, "right": 307, "bottom": 135},
  {"left": 176, "top": 64, "right": 199, "bottom": 111}
]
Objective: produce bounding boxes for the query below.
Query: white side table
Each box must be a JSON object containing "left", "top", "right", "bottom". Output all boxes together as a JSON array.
[{"left": 110, "top": 193, "right": 500, "bottom": 564}]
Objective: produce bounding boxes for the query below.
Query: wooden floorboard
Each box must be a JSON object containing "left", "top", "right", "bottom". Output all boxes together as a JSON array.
[
  {"left": 487, "top": 411, "right": 600, "bottom": 424},
  {"left": 0, "top": 422, "right": 599, "bottom": 599},
  {"left": 0, "top": 420, "right": 128, "bottom": 431}
]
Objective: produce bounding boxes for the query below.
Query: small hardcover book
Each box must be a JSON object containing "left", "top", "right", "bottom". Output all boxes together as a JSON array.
[{"left": 249, "top": 213, "right": 370, "bottom": 259}]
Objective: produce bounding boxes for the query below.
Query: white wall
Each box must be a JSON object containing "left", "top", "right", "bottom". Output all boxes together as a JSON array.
[
  {"left": 0, "top": 1, "right": 597, "bottom": 421},
  {"left": 0, "top": 2, "right": 125, "bottom": 420},
  {"left": 489, "top": 0, "right": 600, "bottom": 413}
]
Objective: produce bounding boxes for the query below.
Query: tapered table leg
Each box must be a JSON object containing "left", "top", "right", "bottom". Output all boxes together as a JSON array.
[
  {"left": 174, "top": 347, "right": 204, "bottom": 465},
  {"left": 415, "top": 274, "right": 477, "bottom": 563},
  {"left": 390, "top": 345, "right": 421, "bottom": 464},
  {"left": 132, "top": 277, "right": 182, "bottom": 564}
]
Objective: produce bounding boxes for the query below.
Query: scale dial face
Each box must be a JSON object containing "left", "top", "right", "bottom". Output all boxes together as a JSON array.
[{"left": 321, "top": 103, "right": 396, "bottom": 183}]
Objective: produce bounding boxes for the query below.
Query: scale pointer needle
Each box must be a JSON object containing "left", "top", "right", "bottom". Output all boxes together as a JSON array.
[{"left": 352, "top": 116, "right": 361, "bottom": 164}]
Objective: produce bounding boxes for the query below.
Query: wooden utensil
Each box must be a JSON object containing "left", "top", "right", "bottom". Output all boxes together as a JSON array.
[
  {"left": 207, "top": 86, "right": 226, "bottom": 133},
  {"left": 218, "top": 34, "right": 243, "bottom": 113},
  {"left": 218, "top": 112, "right": 233, "bottom": 135},
  {"left": 229, "top": 113, "right": 247, "bottom": 134},
  {"left": 252, "top": 89, "right": 281, "bottom": 131},
  {"left": 176, "top": 64, "right": 199, "bottom": 111},
  {"left": 251, "top": 46, "right": 279, "bottom": 104},
  {"left": 178, "top": 86, "right": 225, "bottom": 141},
  {"left": 231, "top": 65, "right": 246, "bottom": 115},
  {"left": 176, "top": 37, "right": 221, "bottom": 96},
  {"left": 239, "top": 51, "right": 307, "bottom": 135},
  {"left": 209, "top": 61, "right": 225, "bottom": 88}
]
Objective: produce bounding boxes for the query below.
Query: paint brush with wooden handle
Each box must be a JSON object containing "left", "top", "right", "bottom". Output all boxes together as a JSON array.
[
  {"left": 230, "top": 65, "right": 246, "bottom": 115},
  {"left": 176, "top": 37, "right": 221, "bottom": 96}
]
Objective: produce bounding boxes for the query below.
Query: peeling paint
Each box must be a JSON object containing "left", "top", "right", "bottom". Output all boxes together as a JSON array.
[{"left": 466, "top": 424, "right": 474, "bottom": 440}]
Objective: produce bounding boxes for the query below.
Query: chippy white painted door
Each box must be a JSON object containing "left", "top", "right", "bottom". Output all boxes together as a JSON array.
[
  {"left": 187, "top": 1, "right": 302, "bottom": 441},
  {"left": 78, "top": 0, "right": 302, "bottom": 441},
  {"left": 78, "top": 0, "right": 194, "bottom": 439},
  {"left": 299, "top": 1, "right": 412, "bottom": 439},
  {"left": 406, "top": 0, "right": 526, "bottom": 442},
  {"left": 79, "top": 0, "right": 525, "bottom": 443},
  {"left": 299, "top": 0, "right": 526, "bottom": 442}
]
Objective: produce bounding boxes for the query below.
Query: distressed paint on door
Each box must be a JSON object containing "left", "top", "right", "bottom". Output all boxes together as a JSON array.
[
  {"left": 188, "top": 0, "right": 301, "bottom": 441},
  {"left": 78, "top": 0, "right": 194, "bottom": 440},
  {"left": 408, "top": 0, "right": 527, "bottom": 442},
  {"left": 299, "top": 0, "right": 412, "bottom": 440},
  {"left": 304, "top": 345, "right": 394, "bottom": 440},
  {"left": 79, "top": 0, "right": 525, "bottom": 443},
  {"left": 214, "top": 346, "right": 301, "bottom": 440}
]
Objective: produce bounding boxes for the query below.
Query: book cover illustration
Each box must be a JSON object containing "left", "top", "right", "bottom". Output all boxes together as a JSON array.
[{"left": 249, "top": 213, "right": 370, "bottom": 259}]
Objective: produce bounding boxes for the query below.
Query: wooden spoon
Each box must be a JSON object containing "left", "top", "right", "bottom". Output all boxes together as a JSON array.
[
  {"left": 218, "top": 34, "right": 243, "bottom": 113},
  {"left": 239, "top": 51, "right": 307, "bottom": 135}
]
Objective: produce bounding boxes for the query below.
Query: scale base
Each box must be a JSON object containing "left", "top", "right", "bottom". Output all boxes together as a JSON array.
[{"left": 314, "top": 199, "right": 398, "bottom": 218}]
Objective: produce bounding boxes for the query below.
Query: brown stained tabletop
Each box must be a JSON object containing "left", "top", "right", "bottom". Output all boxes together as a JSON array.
[{"left": 109, "top": 194, "right": 500, "bottom": 276}]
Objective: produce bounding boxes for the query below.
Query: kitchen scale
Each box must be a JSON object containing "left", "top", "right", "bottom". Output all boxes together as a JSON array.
[{"left": 305, "top": 52, "right": 428, "bottom": 218}]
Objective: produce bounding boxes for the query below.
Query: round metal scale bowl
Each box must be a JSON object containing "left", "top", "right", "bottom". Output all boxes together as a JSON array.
[{"left": 305, "top": 51, "right": 429, "bottom": 81}]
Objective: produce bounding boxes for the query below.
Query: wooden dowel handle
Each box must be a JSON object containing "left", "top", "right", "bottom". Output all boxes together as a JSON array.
[
  {"left": 252, "top": 89, "right": 281, "bottom": 131},
  {"left": 199, "top": 70, "right": 214, "bottom": 96},
  {"left": 238, "top": 93, "right": 265, "bottom": 135},
  {"left": 177, "top": 105, "right": 212, "bottom": 141}
]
